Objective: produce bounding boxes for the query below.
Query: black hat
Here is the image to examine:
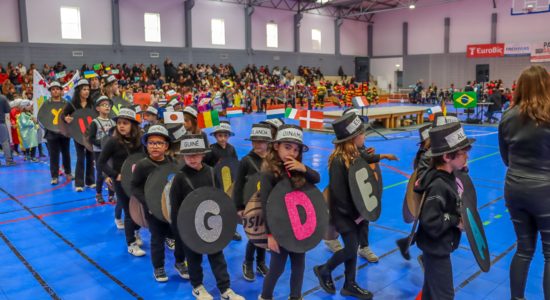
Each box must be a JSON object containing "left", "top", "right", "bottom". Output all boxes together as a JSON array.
[
  {"left": 271, "top": 124, "right": 309, "bottom": 152},
  {"left": 166, "top": 124, "right": 187, "bottom": 142},
  {"left": 183, "top": 106, "right": 198, "bottom": 119},
  {"left": 331, "top": 113, "right": 367, "bottom": 144},
  {"left": 141, "top": 124, "right": 172, "bottom": 146},
  {"left": 113, "top": 107, "right": 139, "bottom": 124},
  {"left": 261, "top": 118, "right": 284, "bottom": 130},
  {"left": 177, "top": 134, "right": 211, "bottom": 155},
  {"left": 343, "top": 107, "right": 361, "bottom": 116},
  {"left": 48, "top": 81, "right": 62, "bottom": 91},
  {"left": 426, "top": 122, "right": 475, "bottom": 157},
  {"left": 95, "top": 95, "right": 113, "bottom": 106},
  {"left": 433, "top": 114, "right": 459, "bottom": 127},
  {"left": 418, "top": 124, "right": 432, "bottom": 144},
  {"left": 245, "top": 124, "right": 273, "bottom": 142},
  {"left": 210, "top": 121, "right": 234, "bottom": 136}
]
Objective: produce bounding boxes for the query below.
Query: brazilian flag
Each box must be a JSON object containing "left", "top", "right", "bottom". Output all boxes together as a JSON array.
[{"left": 453, "top": 92, "right": 477, "bottom": 109}]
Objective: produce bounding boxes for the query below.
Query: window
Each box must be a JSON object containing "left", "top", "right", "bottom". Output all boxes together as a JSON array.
[
  {"left": 266, "top": 22, "right": 278, "bottom": 48},
  {"left": 312, "top": 29, "right": 321, "bottom": 50},
  {"left": 60, "top": 7, "right": 81, "bottom": 39},
  {"left": 211, "top": 19, "right": 225, "bottom": 45},
  {"left": 144, "top": 13, "right": 161, "bottom": 42}
]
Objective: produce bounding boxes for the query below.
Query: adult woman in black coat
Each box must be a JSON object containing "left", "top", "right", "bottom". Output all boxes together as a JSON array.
[{"left": 498, "top": 65, "right": 550, "bottom": 300}]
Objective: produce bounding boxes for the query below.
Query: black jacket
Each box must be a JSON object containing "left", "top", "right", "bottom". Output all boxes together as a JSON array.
[
  {"left": 97, "top": 137, "right": 143, "bottom": 179},
  {"left": 233, "top": 151, "right": 263, "bottom": 210},
  {"left": 260, "top": 166, "right": 320, "bottom": 235},
  {"left": 169, "top": 164, "right": 217, "bottom": 226},
  {"left": 414, "top": 147, "right": 431, "bottom": 180},
  {"left": 204, "top": 142, "right": 238, "bottom": 167},
  {"left": 499, "top": 106, "right": 550, "bottom": 180},
  {"left": 130, "top": 157, "right": 170, "bottom": 208},
  {"left": 328, "top": 152, "right": 380, "bottom": 234},
  {"left": 415, "top": 168, "right": 461, "bottom": 256}
]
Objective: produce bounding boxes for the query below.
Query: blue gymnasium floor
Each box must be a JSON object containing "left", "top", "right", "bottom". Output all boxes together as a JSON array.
[{"left": 0, "top": 105, "right": 545, "bottom": 300}]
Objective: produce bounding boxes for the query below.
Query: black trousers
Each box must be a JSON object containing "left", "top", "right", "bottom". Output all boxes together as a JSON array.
[
  {"left": 358, "top": 220, "right": 370, "bottom": 248},
  {"left": 169, "top": 220, "right": 187, "bottom": 268},
  {"left": 145, "top": 213, "right": 183, "bottom": 269},
  {"left": 421, "top": 253, "right": 454, "bottom": 300},
  {"left": 113, "top": 181, "right": 139, "bottom": 246},
  {"left": 93, "top": 152, "right": 114, "bottom": 196},
  {"left": 182, "top": 241, "right": 230, "bottom": 292},
  {"left": 74, "top": 141, "right": 94, "bottom": 188},
  {"left": 24, "top": 147, "right": 36, "bottom": 157},
  {"left": 244, "top": 240, "right": 266, "bottom": 265},
  {"left": 261, "top": 246, "right": 305, "bottom": 299},
  {"left": 505, "top": 174, "right": 550, "bottom": 300},
  {"left": 46, "top": 135, "right": 71, "bottom": 178},
  {"left": 324, "top": 228, "right": 359, "bottom": 284}
]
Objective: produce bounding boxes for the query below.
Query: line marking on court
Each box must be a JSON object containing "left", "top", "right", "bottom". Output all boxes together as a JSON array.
[
  {"left": 0, "top": 187, "right": 143, "bottom": 299},
  {"left": 0, "top": 196, "right": 95, "bottom": 215},
  {"left": 0, "top": 231, "right": 60, "bottom": 299}
]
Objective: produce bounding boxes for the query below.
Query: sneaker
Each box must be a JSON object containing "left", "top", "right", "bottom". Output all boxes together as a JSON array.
[
  {"left": 417, "top": 255, "right": 424, "bottom": 273},
  {"left": 127, "top": 242, "right": 146, "bottom": 257},
  {"left": 75, "top": 187, "right": 84, "bottom": 192},
  {"left": 256, "top": 262, "right": 269, "bottom": 277},
  {"left": 51, "top": 177, "right": 59, "bottom": 185},
  {"left": 221, "top": 288, "right": 245, "bottom": 300},
  {"left": 166, "top": 238, "right": 175, "bottom": 251},
  {"left": 232, "top": 231, "right": 242, "bottom": 241},
  {"left": 358, "top": 246, "right": 379, "bottom": 263},
  {"left": 341, "top": 282, "right": 373, "bottom": 300},
  {"left": 175, "top": 261, "right": 190, "bottom": 279},
  {"left": 242, "top": 263, "right": 255, "bottom": 281},
  {"left": 31, "top": 157, "right": 39, "bottom": 163},
  {"left": 153, "top": 267, "right": 168, "bottom": 282},
  {"left": 313, "top": 265, "right": 335, "bottom": 294},
  {"left": 86, "top": 184, "right": 97, "bottom": 189},
  {"left": 324, "top": 239, "right": 343, "bottom": 253},
  {"left": 135, "top": 231, "right": 143, "bottom": 247},
  {"left": 114, "top": 218, "right": 124, "bottom": 230},
  {"left": 396, "top": 237, "right": 411, "bottom": 260},
  {"left": 96, "top": 194, "right": 105, "bottom": 204},
  {"left": 192, "top": 285, "right": 213, "bottom": 300}
]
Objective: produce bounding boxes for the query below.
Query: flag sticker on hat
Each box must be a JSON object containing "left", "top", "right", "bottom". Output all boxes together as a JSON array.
[
  {"left": 197, "top": 110, "right": 220, "bottom": 128},
  {"left": 166, "top": 90, "right": 177, "bottom": 100},
  {"left": 164, "top": 112, "right": 184, "bottom": 124},
  {"left": 352, "top": 96, "right": 368, "bottom": 108},
  {"left": 84, "top": 71, "right": 96, "bottom": 79},
  {"left": 172, "top": 126, "right": 186, "bottom": 140},
  {"left": 266, "top": 104, "right": 285, "bottom": 119},
  {"left": 226, "top": 107, "right": 243, "bottom": 118},
  {"left": 299, "top": 110, "right": 324, "bottom": 129},
  {"left": 285, "top": 108, "right": 300, "bottom": 120}
]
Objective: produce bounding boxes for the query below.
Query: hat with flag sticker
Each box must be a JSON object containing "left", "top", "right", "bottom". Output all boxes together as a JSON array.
[
  {"left": 177, "top": 134, "right": 211, "bottom": 155},
  {"left": 183, "top": 106, "right": 198, "bottom": 119},
  {"left": 48, "top": 81, "right": 62, "bottom": 91},
  {"left": 245, "top": 123, "right": 273, "bottom": 142},
  {"left": 113, "top": 107, "right": 139, "bottom": 124},
  {"left": 141, "top": 124, "right": 172, "bottom": 145},
  {"left": 75, "top": 79, "right": 90, "bottom": 88},
  {"left": 210, "top": 121, "right": 234, "bottom": 136},
  {"left": 261, "top": 118, "right": 284, "bottom": 130},
  {"left": 426, "top": 122, "right": 475, "bottom": 157},
  {"left": 271, "top": 124, "right": 309, "bottom": 152},
  {"left": 331, "top": 112, "right": 367, "bottom": 144},
  {"left": 95, "top": 95, "right": 113, "bottom": 106}
]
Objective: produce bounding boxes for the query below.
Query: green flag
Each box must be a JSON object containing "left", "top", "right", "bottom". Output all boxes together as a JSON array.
[
  {"left": 453, "top": 92, "right": 477, "bottom": 109},
  {"left": 93, "top": 63, "right": 102, "bottom": 71}
]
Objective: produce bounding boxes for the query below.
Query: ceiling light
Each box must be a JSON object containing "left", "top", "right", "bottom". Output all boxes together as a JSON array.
[
  {"left": 396, "top": 64, "right": 401, "bottom": 68},
  {"left": 526, "top": 3, "right": 534, "bottom": 8},
  {"left": 316, "top": 0, "right": 330, "bottom": 4},
  {"left": 409, "top": 3, "right": 416, "bottom": 9}
]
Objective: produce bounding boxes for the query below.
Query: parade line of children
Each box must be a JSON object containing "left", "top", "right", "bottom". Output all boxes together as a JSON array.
[{"left": 11, "top": 70, "right": 481, "bottom": 300}]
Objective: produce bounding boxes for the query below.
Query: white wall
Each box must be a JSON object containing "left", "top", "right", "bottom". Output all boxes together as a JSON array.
[
  {"left": 119, "top": 0, "right": 185, "bottom": 47},
  {"left": 372, "top": 12, "right": 402, "bottom": 56},
  {"left": 192, "top": 0, "right": 245, "bottom": 49},
  {"left": 370, "top": 57, "right": 403, "bottom": 91},
  {"left": 0, "top": 0, "right": 20, "bottom": 42},
  {"left": 497, "top": 0, "right": 550, "bottom": 43},
  {"left": 26, "top": 0, "right": 112, "bottom": 45},
  {"left": 299, "top": 14, "right": 335, "bottom": 54},
  {"left": 251, "top": 7, "right": 294, "bottom": 52},
  {"left": 340, "top": 19, "right": 368, "bottom": 56}
]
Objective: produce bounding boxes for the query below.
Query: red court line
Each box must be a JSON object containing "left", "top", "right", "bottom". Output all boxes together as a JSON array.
[
  {"left": 379, "top": 162, "right": 411, "bottom": 179},
  {"left": 0, "top": 203, "right": 106, "bottom": 225},
  {"left": 0, "top": 180, "right": 71, "bottom": 203}
]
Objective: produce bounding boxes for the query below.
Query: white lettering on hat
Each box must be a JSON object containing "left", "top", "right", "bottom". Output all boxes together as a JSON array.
[
  {"left": 445, "top": 128, "right": 467, "bottom": 148},
  {"left": 345, "top": 116, "right": 362, "bottom": 134},
  {"left": 436, "top": 116, "right": 459, "bottom": 126},
  {"left": 276, "top": 128, "right": 303, "bottom": 142},
  {"left": 149, "top": 125, "right": 169, "bottom": 136},
  {"left": 421, "top": 129, "right": 430, "bottom": 141},
  {"left": 173, "top": 126, "right": 186, "bottom": 140},
  {"left": 165, "top": 106, "right": 174, "bottom": 112},
  {"left": 251, "top": 127, "right": 272, "bottom": 138},
  {"left": 218, "top": 123, "right": 231, "bottom": 132},
  {"left": 181, "top": 138, "right": 206, "bottom": 150},
  {"left": 269, "top": 119, "right": 283, "bottom": 128}
]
